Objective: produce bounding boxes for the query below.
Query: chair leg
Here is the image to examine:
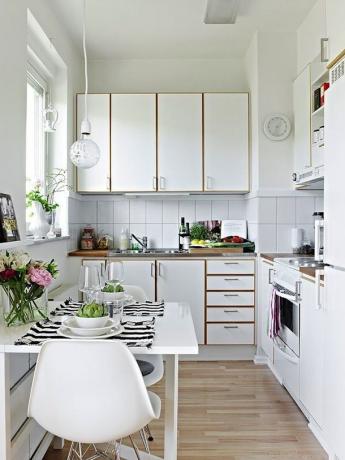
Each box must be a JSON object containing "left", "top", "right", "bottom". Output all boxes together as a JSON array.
[
  {"left": 129, "top": 435, "right": 142, "bottom": 460},
  {"left": 145, "top": 424, "right": 154, "bottom": 442},
  {"left": 139, "top": 429, "right": 150, "bottom": 454},
  {"left": 67, "top": 442, "right": 112, "bottom": 460}
]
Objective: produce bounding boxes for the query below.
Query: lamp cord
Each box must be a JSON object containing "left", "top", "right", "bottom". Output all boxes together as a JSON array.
[{"left": 83, "top": 0, "right": 88, "bottom": 121}]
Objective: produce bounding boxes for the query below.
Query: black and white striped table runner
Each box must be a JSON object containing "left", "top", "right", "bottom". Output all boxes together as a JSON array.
[
  {"left": 15, "top": 317, "right": 156, "bottom": 348},
  {"left": 51, "top": 299, "right": 165, "bottom": 317}
]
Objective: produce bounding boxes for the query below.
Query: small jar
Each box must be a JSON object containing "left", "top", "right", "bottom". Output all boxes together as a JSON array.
[
  {"left": 313, "top": 129, "right": 320, "bottom": 144},
  {"left": 319, "top": 126, "right": 324, "bottom": 143}
]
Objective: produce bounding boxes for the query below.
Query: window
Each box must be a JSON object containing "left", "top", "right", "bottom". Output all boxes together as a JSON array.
[{"left": 25, "top": 67, "right": 47, "bottom": 193}]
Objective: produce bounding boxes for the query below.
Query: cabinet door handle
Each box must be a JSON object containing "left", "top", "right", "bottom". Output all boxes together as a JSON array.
[
  {"left": 224, "top": 326, "right": 239, "bottom": 329},
  {"left": 224, "top": 262, "right": 239, "bottom": 265},
  {"left": 107, "top": 176, "right": 111, "bottom": 191},
  {"left": 321, "top": 37, "right": 329, "bottom": 63},
  {"left": 224, "top": 309, "right": 239, "bottom": 313},
  {"left": 151, "top": 262, "right": 155, "bottom": 278},
  {"left": 315, "top": 269, "right": 324, "bottom": 310},
  {"left": 224, "top": 278, "right": 239, "bottom": 281},
  {"left": 206, "top": 176, "right": 213, "bottom": 190},
  {"left": 159, "top": 176, "right": 166, "bottom": 190},
  {"left": 158, "top": 262, "right": 162, "bottom": 277},
  {"left": 268, "top": 268, "right": 274, "bottom": 285},
  {"left": 152, "top": 176, "right": 157, "bottom": 190},
  {"left": 224, "top": 294, "right": 239, "bottom": 297}
]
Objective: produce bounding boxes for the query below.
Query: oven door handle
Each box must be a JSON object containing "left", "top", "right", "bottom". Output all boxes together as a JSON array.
[
  {"left": 273, "top": 338, "right": 299, "bottom": 365},
  {"left": 272, "top": 287, "right": 297, "bottom": 304}
]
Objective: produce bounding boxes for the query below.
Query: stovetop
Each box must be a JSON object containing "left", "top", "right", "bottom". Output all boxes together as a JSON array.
[{"left": 274, "top": 256, "right": 325, "bottom": 270}]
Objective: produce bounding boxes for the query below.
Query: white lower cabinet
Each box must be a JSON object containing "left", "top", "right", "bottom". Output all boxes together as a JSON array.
[
  {"left": 258, "top": 258, "right": 274, "bottom": 363},
  {"left": 300, "top": 276, "right": 324, "bottom": 428},
  {"left": 273, "top": 340, "right": 300, "bottom": 401},
  {"left": 156, "top": 260, "right": 205, "bottom": 344},
  {"left": 207, "top": 323, "right": 254, "bottom": 345},
  {"left": 119, "top": 260, "right": 156, "bottom": 300}
]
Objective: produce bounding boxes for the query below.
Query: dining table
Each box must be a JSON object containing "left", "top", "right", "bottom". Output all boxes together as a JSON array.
[{"left": 0, "top": 301, "right": 198, "bottom": 460}]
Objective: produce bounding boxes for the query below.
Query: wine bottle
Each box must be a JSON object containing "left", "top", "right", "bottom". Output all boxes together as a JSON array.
[{"left": 179, "top": 217, "right": 186, "bottom": 250}]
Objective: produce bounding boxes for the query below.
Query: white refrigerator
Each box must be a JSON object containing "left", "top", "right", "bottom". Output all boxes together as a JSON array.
[{"left": 323, "top": 58, "right": 345, "bottom": 460}]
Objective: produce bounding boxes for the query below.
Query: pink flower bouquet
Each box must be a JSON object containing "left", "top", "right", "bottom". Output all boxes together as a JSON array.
[{"left": 0, "top": 250, "right": 58, "bottom": 326}]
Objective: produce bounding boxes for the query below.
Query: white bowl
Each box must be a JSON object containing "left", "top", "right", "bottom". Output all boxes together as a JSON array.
[
  {"left": 63, "top": 317, "right": 117, "bottom": 336},
  {"left": 74, "top": 315, "right": 109, "bottom": 329}
]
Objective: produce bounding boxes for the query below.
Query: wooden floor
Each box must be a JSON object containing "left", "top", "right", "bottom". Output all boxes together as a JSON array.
[{"left": 43, "top": 361, "right": 327, "bottom": 460}]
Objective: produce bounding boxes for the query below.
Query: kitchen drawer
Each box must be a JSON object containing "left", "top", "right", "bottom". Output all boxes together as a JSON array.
[
  {"left": 207, "top": 275, "right": 254, "bottom": 291},
  {"left": 207, "top": 323, "right": 254, "bottom": 344},
  {"left": 207, "top": 260, "right": 255, "bottom": 275},
  {"left": 207, "top": 307, "right": 254, "bottom": 322},
  {"left": 10, "top": 370, "right": 33, "bottom": 438},
  {"left": 207, "top": 291, "right": 254, "bottom": 306}
]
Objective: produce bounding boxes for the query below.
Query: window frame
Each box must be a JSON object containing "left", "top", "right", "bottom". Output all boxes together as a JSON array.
[{"left": 26, "top": 62, "right": 49, "bottom": 194}]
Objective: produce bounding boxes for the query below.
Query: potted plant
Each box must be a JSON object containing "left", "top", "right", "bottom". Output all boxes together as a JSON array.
[
  {"left": 0, "top": 250, "right": 58, "bottom": 326},
  {"left": 26, "top": 169, "right": 70, "bottom": 239}
]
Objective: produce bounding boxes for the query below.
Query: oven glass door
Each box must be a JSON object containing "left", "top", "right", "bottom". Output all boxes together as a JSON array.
[{"left": 276, "top": 293, "right": 300, "bottom": 357}]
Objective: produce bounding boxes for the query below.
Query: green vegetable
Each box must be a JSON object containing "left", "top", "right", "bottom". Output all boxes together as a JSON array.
[
  {"left": 102, "top": 283, "right": 124, "bottom": 293},
  {"left": 77, "top": 302, "right": 106, "bottom": 318},
  {"left": 190, "top": 223, "right": 209, "bottom": 241}
]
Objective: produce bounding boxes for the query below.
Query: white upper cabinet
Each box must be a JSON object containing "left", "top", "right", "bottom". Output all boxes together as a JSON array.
[
  {"left": 204, "top": 93, "right": 249, "bottom": 192},
  {"left": 157, "top": 94, "right": 203, "bottom": 191},
  {"left": 293, "top": 66, "right": 311, "bottom": 175},
  {"left": 111, "top": 94, "right": 156, "bottom": 192},
  {"left": 326, "top": 0, "right": 345, "bottom": 64},
  {"left": 76, "top": 94, "right": 111, "bottom": 192}
]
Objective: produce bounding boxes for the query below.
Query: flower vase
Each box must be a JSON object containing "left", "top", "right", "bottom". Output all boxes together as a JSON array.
[
  {"left": 1, "top": 286, "right": 48, "bottom": 326},
  {"left": 29, "top": 202, "right": 50, "bottom": 239}
]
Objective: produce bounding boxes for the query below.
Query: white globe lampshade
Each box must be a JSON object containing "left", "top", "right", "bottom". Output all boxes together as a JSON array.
[{"left": 69, "top": 138, "right": 100, "bottom": 169}]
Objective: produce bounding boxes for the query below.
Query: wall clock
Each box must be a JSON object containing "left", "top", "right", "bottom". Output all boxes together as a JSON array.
[{"left": 263, "top": 113, "right": 291, "bottom": 141}]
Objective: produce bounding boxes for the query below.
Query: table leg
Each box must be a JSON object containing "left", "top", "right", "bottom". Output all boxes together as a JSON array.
[
  {"left": 53, "top": 436, "right": 65, "bottom": 449},
  {"left": 0, "top": 353, "right": 11, "bottom": 460},
  {"left": 164, "top": 355, "right": 178, "bottom": 460}
]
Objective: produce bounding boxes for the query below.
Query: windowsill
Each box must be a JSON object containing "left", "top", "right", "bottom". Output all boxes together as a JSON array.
[{"left": 25, "top": 236, "right": 70, "bottom": 246}]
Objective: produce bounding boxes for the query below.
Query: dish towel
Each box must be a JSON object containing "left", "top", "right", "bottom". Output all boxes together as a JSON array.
[
  {"left": 51, "top": 298, "right": 165, "bottom": 317},
  {"left": 15, "top": 317, "right": 156, "bottom": 348},
  {"left": 269, "top": 288, "right": 281, "bottom": 339}
]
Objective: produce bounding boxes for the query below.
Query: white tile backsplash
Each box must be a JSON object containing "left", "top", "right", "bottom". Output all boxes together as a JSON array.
[
  {"left": 179, "top": 200, "right": 196, "bottom": 223},
  {"left": 80, "top": 201, "right": 97, "bottom": 223},
  {"left": 146, "top": 200, "right": 163, "bottom": 223},
  {"left": 72, "top": 193, "right": 321, "bottom": 251},
  {"left": 114, "top": 201, "right": 130, "bottom": 224},
  {"left": 163, "top": 223, "right": 179, "bottom": 248},
  {"left": 195, "top": 200, "right": 212, "bottom": 221},
  {"left": 277, "top": 197, "right": 296, "bottom": 224},
  {"left": 211, "top": 201, "right": 228, "bottom": 220},
  {"left": 163, "top": 200, "right": 179, "bottom": 223},
  {"left": 97, "top": 201, "right": 114, "bottom": 223},
  {"left": 146, "top": 223, "right": 163, "bottom": 248},
  {"left": 130, "top": 200, "right": 146, "bottom": 223},
  {"left": 296, "top": 197, "right": 315, "bottom": 224}
]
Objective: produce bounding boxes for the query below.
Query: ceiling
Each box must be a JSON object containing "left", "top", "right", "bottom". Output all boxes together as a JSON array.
[{"left": 49, "top": 0, "right": 317, "bottom": 60}]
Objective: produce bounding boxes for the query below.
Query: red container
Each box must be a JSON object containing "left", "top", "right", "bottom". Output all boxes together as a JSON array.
[{"left": 320, "top": 82, "right": 330, "bottom": 106}]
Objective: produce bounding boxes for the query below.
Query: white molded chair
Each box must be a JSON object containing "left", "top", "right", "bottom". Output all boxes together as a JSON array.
[{"left": 28, "top": 340, "right": 161, "bottom": 459}]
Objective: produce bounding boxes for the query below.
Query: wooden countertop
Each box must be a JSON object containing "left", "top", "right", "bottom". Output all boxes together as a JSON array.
[
  {"left": 260, "top": 253, "right": 296, "bottom": 262},
  {"left": 68, "top": 249, "right": 257, "bottom": 258}
]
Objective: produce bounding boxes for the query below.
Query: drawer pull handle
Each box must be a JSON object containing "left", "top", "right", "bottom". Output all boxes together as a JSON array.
[
  {"left": 224, "top": 310, "right": 239, "bottom": 313},
  {"left": 224, "top": 278, "right": 239, "bottom": 281},
  {"left": 224, "top": 326, "right": 239, "bottom": 329},
  {"left": 224, "top": 294, "right": 239, "bottom": 297},
  {"left": 224, "top": 262, "right": 239, "bottom": 265}
]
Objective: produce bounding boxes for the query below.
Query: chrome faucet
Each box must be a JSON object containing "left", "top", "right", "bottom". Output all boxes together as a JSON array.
[{"left": 131, "top": 234, "right": 148, "bottom": 252}]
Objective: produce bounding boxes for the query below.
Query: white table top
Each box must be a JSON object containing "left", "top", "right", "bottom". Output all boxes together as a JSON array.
[{"left": 0, "top": 302, "right": 199, "bottom": 355}]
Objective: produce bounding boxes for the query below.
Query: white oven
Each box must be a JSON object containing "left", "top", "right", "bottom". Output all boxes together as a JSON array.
[{"left": 270, "top": 260, "right": 302, "bottom": 400}]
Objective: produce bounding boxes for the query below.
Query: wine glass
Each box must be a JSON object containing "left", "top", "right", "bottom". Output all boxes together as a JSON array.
[
  {"left": 79, "top": 265, "right": 102, "bottom": 303},
  {"left": 105, "top": 261, "right": 124, "bottom": 287}
]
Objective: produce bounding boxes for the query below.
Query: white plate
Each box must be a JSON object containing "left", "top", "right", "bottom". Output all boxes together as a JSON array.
[
  {"left": 57, "top": 325, "right": 124, "bottom": 340},
  {"left": 62, "top": 318, "right": 119, "bottom": 337}
]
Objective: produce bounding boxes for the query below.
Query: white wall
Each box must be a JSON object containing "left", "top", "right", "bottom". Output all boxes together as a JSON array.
[
  {"left": 245, "top": 31, "right": 296, "bottom": 194},
  {"left": 88, "top": 58, "right": 248, "bottom": 93}
]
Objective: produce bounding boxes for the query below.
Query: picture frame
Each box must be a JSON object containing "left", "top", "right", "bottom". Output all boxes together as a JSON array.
[{"left": 0, "top": 194, "right": 20, "bottom": 243}]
